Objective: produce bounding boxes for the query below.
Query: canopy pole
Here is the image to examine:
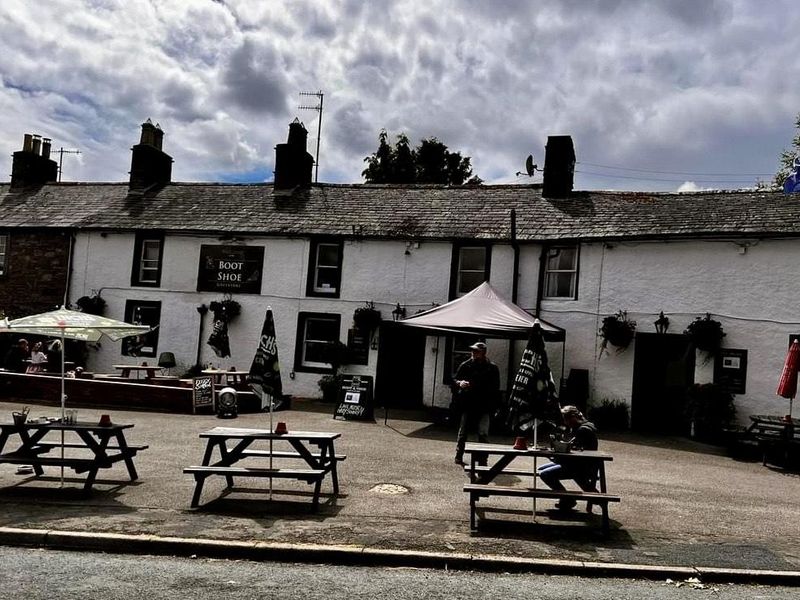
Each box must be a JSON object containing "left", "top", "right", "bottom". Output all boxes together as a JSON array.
[{"left": 60, "top": 331, "right": 66, "bottom": 487}]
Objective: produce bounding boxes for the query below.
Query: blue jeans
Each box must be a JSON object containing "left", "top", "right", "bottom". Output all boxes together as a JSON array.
[{"left": 538, "top": 461, "right": 597, "bottom": 493}]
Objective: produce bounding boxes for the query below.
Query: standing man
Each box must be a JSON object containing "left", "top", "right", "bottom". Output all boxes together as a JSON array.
[
  {"left": 538, "top": 405, "right": 600, "bottom": 511},
  {"left": 452, "top": 342, "right": 500, "bottom": 465}
]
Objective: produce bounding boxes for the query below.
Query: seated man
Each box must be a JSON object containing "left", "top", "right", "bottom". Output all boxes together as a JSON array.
[{"left": 538, "top": 405, "right": 600, "bottom": 512}]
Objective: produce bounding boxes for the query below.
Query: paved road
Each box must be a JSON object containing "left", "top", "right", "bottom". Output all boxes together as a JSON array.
[{"left": 0, "top": 547, "right": 795, "bottom": 600}]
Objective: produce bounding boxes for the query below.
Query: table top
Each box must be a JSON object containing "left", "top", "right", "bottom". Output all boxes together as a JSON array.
[
  {"left": 1, "top": 420, "right": 133, "bottom": 432},
  {"left": 750, "top": 414, "right": 799, "bottom": 427},
  {"left": 113, "top": 364, "right": 160, "bottom": 371},
  {"left": 201, "top": 369, "right": 249, "bottom": 376},
  {"left": 464, "top": 442, "right": 613, "bottom": 460},
  {"left": 199, "top": 426, "right": 340, "bottom": 441}
]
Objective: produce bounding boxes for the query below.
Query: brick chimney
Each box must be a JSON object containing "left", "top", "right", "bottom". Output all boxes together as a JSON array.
[
  {"left": 129, "top": 119, "right": 172, "bottom": 191},
  {"left": 542, "top": 135, "right": 575, "bottom": 198},
  {"left": 10, "top": 133, "right": 58, "bottom": 188},
  {"left": 273, "top": 118, "right": 314, "bottom": 191}
]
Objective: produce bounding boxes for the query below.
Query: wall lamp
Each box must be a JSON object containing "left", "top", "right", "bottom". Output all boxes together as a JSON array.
[
  {"left": 391, "top": 303, "right": 406, "bottom": 321},
  {"left": 654, "top": 311, "right": 670, "bottom": 334}
]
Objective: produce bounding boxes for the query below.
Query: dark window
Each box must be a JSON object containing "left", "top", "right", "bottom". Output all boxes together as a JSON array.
[
  {"left": 450, "top": 244, "right": 491, "bottom": 299},
  {"left": 306, "top": 239, "right": 343, "bottom": 297},
  {"left": 543, "top": 245, "right": 579, "bottom": 299},
  {"left": 294, "top": 312, "right": 342, "bottom": 373},
  {"left": 0, "top": 234, "right": 8, "bottom": 277},
  {"left": 122, "top": 300, "right": 161, "bottom": 358},
  {"left": 131, "top": 233, "right": 164, "bottom": 287}
]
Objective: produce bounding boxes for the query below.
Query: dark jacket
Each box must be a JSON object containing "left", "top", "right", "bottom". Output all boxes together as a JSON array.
[
  {"left": 2, "top": 347, "right": 28, "bottom": 373},
  {"left": 453, "top": 358, "right": 500, "bottom": 415}
]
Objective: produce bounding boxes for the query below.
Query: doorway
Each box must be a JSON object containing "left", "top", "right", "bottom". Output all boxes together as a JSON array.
[
  {"left": 375, "top": 323, "right": 426, "bottom": 409},
  {"left": 631, "top": 333, "right": 695, "bottom": 434}
]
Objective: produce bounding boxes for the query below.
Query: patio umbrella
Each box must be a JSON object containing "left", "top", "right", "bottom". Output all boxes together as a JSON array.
[
  {"left": 0, "top": 307, "right": 150, "bottom": 418},
  {"left": 776, "top": 339, "right": 800, "bottom": 417},
  {"left": 506, "top": 320, "right": 559, "bottom": 447}
]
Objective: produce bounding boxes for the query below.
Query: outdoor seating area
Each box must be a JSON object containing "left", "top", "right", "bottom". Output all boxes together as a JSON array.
[
  {"left": 462, "top": 442, "right": 619, "bottom": 535},
  {"left": 184, "top": 426, "right": 345, "bottom": 510}
]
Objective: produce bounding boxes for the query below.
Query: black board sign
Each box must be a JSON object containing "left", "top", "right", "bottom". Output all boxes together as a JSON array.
[
  {"left": 714, "top": 349, "right": 747, "bottom": 395},
  {"left": 192, "top": 375, "right": 215, "bottom": 413},
  {"left": 197, "top": 245, "right": 265, "bottom": 294},
  {"left": 334, "top": 374, "right": 374, "bottom": 420}
]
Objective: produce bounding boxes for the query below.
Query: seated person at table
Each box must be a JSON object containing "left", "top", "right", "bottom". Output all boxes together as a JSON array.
[
  {"left": 2, "top": 338, "right": 29, "bottom": 372},
  {"left": 538, "top": 405, "right": 600, "bottom": 512},
  {"left": 26, "top": 342, "right": 47, "bottom": 373},
  {"left": 45, "top": 339, "right": 63, "bottom": 372}
]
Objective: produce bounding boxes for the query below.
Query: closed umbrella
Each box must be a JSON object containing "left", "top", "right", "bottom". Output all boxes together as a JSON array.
[{"left": 776, "top": 339, "right": 800, "bottom": 417}]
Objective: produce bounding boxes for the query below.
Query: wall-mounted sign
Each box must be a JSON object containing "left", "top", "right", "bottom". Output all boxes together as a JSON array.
[
  {"left": 334, "top": 374, "right": 374, "bottom": 420},
  {"left": 197, "top": 245, "right": 264, "bottom": 294},
  {"left": 714, "top": 349, "right": 747, "bottom": 395},
  {"left": 192, "top": 375, "right": 215, "bottom": 414}
]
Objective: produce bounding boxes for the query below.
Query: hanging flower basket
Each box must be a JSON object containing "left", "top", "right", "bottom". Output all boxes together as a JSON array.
[
  {"left": 75, "top": 294, "right": 107, "bottom": 316},
  {"left": 353, "top": 301, "right": 382, "bottom": 333},
  {"left": 684, "top": 313, "right": 725, "bottom": 354},
  {"left": 599, "top": 311, "right": 637, "bottom": 353},
  {"left": 209, "top": 298, "right": 241, "bottom": 323}
]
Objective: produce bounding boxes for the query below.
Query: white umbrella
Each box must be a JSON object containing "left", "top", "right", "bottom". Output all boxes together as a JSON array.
[{"left": 1, "top": 307, "right": 150, "bottom": 416}]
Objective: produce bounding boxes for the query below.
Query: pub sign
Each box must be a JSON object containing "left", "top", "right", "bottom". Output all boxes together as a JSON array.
[{"left": 197, "top": 245, "right": 264, "bottom": 294}]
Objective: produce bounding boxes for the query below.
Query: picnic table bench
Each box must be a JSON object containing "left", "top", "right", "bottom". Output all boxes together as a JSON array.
[
  {"left": 463, "top": 442, "right": 619, "bottom": 535},
  {"left": 747, "top": 414, "right": 800, "bottom": 467},
  {"left": 184, "top": 427, "right": 344, "bottom": 510},
  {"left": 0, "top": 420, "right": 147, "bottom": 493}
]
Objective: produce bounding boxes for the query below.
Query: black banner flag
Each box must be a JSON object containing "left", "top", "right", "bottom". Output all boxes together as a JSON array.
[
  {"left": 506, "top": 322, "right": 558, "bottom": 434},
  {"left": 247, "top": 308, "right": 283, "bottom": 410}
]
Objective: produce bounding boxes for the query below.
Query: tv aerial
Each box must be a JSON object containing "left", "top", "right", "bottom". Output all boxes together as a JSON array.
[{"left": 516, "top": 154, "right": 538, "bottom": 178}]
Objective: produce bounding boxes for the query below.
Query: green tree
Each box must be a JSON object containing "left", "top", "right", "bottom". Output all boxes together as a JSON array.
[
  {"left": 774, "top": 113, "right": 800, "bottom": 188},
  {"left": 362, "top": 131, "right": 481, "bottom": 185}
]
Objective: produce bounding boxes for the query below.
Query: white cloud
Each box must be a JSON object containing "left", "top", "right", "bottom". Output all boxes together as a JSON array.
[{"left": 0, "top": 0, "right": 798, "bottom": 190}]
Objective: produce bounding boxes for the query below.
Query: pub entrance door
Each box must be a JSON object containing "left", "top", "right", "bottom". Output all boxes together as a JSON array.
[
  {"left": 375, "top": 323, "right": 426, "bottom": 409},
  {"left": 631, "top": 333, "right": 695, "bottom": 434}
]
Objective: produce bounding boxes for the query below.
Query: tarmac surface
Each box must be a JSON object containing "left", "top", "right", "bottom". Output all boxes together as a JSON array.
[{"left": 0, "top": 399, "right": 799, "bottom": 584}]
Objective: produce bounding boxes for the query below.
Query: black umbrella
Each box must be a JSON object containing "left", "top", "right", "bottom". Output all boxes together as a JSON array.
[
  {"left": 506, "top": 320, "right": 559, "bottom": 446},
  {"left": 247, "top": 307, "right": 283, "bottom": 418}
]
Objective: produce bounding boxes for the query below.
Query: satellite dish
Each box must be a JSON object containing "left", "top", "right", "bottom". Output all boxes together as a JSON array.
[{"left": 525, "top": 155, "right": 535, "bottom": 177}]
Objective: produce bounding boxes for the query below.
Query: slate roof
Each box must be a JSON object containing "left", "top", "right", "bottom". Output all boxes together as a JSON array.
[{"left": 1, "top": 182, "right": 798, "bottom": 242}]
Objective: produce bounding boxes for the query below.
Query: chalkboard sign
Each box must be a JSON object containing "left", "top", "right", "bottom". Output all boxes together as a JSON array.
[
  {"left": 714, "top": 349, "right": 747, "bottom": 395},
  {"left": 334, "top": 374, "right": 374, "bottom": 420},
  {"left": 192, "top": 375, "right": 215, "bottom": 414}
]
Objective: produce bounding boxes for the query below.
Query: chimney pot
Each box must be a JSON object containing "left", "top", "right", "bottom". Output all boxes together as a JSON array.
[
  {"left": 42, "top": 138, "right": 52, "bottom": 160},
  {"left": 23, "top": 134, "right": 32, "bottom": 153},
  {"left": 542, "top": 135, "right": 576, "bottom": 199},
  {"left": 31, "top": 135, "right": 42, "bottom": 156}
]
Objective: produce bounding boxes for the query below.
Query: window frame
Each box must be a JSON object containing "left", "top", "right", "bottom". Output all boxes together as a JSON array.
[
  {"left": 293, "top": 312, "right": 342, "bottom": 374},
  {"left": 306, "top": 239, "right": 343, "bottom": 298},
  {"left": 449, "top": 243, "right": 492, "bottom": 300},
  {"left": 542, "top": 244, "right": 580, "bottom": 300},
  {"left": 0, "top": 234, "right": 8, "bottom": 278},
  {"left": 121, "top": 299, "right": 161, "bottom": 358},
  {"left": 131, "top": 232, "right": 164, "bottom": 288}
]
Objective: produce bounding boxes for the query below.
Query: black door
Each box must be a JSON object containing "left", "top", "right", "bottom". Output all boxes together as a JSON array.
[
  {"left": 631, "top": 333, "right": 695, "bottom": 434},
  {"left": 375, "top": 323, "right": 426, "bottom": 409}
]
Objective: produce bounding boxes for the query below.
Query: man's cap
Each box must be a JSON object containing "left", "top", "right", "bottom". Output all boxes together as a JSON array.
[
  {"left": 560, "top": 405, "right": 584, "bottom": 420},
  {"left": 469, "top": 342, "right": 487, "bottom": 351}
]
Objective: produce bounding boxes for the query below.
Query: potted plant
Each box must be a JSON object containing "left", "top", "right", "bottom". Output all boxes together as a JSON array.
[
  {"left": 75, "top": 294, "right": 107, "bottom": 316},
  {"left": 353, "top": 301, "right": 382, "bottom": 333},
  {"left": 684, "top": 313, "right": 725, "bottom": 355},
  {"left": 316, "top": 340, "right": 351, "bottom": 402},
  {"left": 599, "top": 311, "right": 636, "bottom": 353}
]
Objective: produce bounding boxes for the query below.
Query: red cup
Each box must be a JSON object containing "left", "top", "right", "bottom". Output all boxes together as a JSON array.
[
  {"left": 513, "top": 436, "right": 528, "bottom": 450},
  {"left": 274, "top": 421, "right": 287, "bottom": 435},
  {"left": 98, "top": 414, "right": 112, "bottom": 427}
]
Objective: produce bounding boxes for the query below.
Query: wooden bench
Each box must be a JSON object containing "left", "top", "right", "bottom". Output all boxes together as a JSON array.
[
  {"left": 464, "top": 483, "right": 621, "bottom": 535},
  {"left": 183, "top": 465, "right": 327, "bottom": 509},
  {"left": 241, "top": 449, "right": 347, "bottom": 462},
  {"left": 32, "top": 441, "right": 149, "bottom": 453}
]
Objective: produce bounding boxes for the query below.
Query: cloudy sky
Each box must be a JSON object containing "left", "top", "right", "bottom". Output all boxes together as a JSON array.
[{"left": 1, "top": 0, "right": 799, "bottom": 191}]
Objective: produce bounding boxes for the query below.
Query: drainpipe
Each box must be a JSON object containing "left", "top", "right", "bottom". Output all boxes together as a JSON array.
[
  {"left": 62, "top": 231, "right": 75, "bottom": 308},
  {"left": 535, "top": 245, "right": 547, "bottom": 318},
  {"left": 196, "top": 304, "right": 208, "bottom": 367},
  {"left": 507, "top": 209, "right": 521, "bottom": 393}
]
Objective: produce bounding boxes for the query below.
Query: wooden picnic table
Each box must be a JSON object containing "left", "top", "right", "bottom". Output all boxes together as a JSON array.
[
  {"left": 113, "top": 364, "right": 161, "bottom": 380},
  {"left": 463, "top": 442, "right": 619, "bottom": 535},
  {"left": 748, "top": 414, "right": 799, "bottom": 467},
  {"left": 184, "top": 427, "right": 345, "bottom": 510},
  {"left": 0, "top": 419, "right": 148, "bottom": 493},
  {"left": 201, "top": 369, "right": 249, "bottom": 389}
]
